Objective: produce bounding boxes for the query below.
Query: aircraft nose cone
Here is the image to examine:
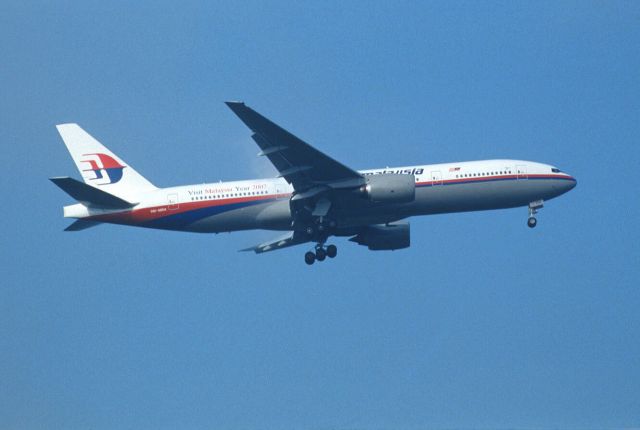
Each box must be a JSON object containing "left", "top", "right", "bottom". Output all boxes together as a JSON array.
[
  {"left": 564, "top": 175, "right": 577, "bottom": 192},
  {"left": 552, "top": 174, "right": 576, "bottom": 195}
]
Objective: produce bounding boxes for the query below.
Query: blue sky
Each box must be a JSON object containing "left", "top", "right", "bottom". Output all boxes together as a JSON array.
[{"left": 1, "top": 1, "right": 639, "bottom": 429}]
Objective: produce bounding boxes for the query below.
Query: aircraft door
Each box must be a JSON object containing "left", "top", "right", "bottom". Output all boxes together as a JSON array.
[
  {"left": 168, "top": 193, "right": 179, "bottom": 210},
  {"left": 516, "top": 164, "right": 528, "bottom": 179},
  {"left": 431, "top": 170, "right": 443, "bottom": 186}
]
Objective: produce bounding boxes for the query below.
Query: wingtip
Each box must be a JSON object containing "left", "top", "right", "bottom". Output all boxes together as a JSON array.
[
  {"left": 55, "top": 123, "right": 79, "bottom": 130},
  {"left": 225, "top": 101, "right": 245, "bottom": 107},
  {"left": 49, "top": 176, "right": 69, "bottom": 183}
]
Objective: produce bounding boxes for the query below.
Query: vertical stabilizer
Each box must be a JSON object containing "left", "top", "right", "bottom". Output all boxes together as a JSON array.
[{"left": 55, "top": 124, "right": 157, "bottom": 201}]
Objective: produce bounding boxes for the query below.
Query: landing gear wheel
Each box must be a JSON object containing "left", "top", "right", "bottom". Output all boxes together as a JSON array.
[
  {"left": 527, "top": 217, "right": 537, "bottom": 228},
  {"left": 304, "top": 251, "right": 316, "bottom": 265},
  {"left": 326, "top": 244, "right": 337, "bottom": 258},
  {"left": 306, "top": 226, "right": 314, "bottom": 235},
  {"left": 315, "top": 248, "right": 327, "bottom": 261}
]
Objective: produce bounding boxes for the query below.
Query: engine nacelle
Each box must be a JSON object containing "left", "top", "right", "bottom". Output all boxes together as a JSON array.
[
  {"left": 350, "top": 221, "right": 410, "bottom": 251},
  {"left": 362, "top": 174, "right": 415, "bottom": 203}
]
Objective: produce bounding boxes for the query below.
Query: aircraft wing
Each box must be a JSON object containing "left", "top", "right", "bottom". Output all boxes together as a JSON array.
[
  {"left": 225, "top": 102, "right": 364, "bottom": 191},
  {"left": 241, "top": 231, "right": 310, "bottom": 254}
]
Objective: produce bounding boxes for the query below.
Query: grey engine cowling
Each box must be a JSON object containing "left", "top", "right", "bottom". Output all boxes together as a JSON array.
[
  {"left": 350, "top": 221, "right": 410, "bottom": 250},
  {"left": 362, "top": 174, "right": 415, "bottom": 204}
]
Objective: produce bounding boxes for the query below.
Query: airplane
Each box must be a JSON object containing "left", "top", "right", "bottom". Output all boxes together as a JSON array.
[{"left": 51, "top": 102, "right": 577, "bottom": 265}]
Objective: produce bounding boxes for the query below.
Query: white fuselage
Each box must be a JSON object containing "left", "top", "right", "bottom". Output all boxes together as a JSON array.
[{"left": 64, "top": 159, "right": 576, "bottom": 233}]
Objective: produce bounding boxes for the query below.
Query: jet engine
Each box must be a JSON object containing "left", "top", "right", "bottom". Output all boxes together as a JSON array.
[
  {"left": 349, "top": 221, "right": 410, "bottom": 250},
  {"left": 362, "top": 174, "right": 415, "bottom": 203}
]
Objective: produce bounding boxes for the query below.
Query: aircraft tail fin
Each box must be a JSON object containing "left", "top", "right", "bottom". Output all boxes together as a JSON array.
[
  {"left": 55, "top": 123, "right": 157, "bottom": 201},
  {"left": 50, "top": 176, "right": 136, "bottom": 208}
]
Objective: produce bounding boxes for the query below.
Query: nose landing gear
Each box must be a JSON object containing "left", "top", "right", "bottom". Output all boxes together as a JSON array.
[
  {"left": 303, "top": 244, "right": 338, "bottom": 265},
  {"left": 527, "top": 200, "right": 544, "bottom": 228}
]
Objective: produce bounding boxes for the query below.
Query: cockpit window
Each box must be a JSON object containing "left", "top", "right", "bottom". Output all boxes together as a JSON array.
[{"left": 551, "top": 168, "right": 561, "bottom": 173}]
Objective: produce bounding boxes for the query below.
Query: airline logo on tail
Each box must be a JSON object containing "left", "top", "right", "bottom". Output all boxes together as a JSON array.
[{"left": 81, "top": 153, "right": 126, "bottom": 185}]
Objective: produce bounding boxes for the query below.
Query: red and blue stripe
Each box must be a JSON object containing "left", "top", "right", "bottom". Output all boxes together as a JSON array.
[
  {"left": 89, "top": 193, "right": 288, "bottom": 230},
  {"left": 416, "top": 173, "right": 576, "bottom": 187}
]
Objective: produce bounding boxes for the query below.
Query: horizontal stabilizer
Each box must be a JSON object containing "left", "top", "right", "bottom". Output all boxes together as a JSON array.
[
  {"left": 50, "top": 177, "right": 135, "bottom": 208},
  {"left": 65, "top": 219, "right": 102, "bottom": 231}
]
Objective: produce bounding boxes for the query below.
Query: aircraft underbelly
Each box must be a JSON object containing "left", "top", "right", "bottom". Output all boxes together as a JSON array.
[
  {"left": 412, "top": 179, "right": 566, "bottom": 215},
  {"left": 171, "top": 178, "right": 566, "bottom": 233},
  {"left": 336, "top": 179, "right": 566, "bottom": 227},
  {"left": 187, "top": 199, "right": 292, "bottom": 232}
]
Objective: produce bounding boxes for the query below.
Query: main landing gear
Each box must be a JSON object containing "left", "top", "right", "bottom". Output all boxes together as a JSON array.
[
  {"left": 304, "top": 244, "right": 338, "bottom": 265},
  {"left": 527, "top": 200, "right": 544, "bottom": 228}
]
